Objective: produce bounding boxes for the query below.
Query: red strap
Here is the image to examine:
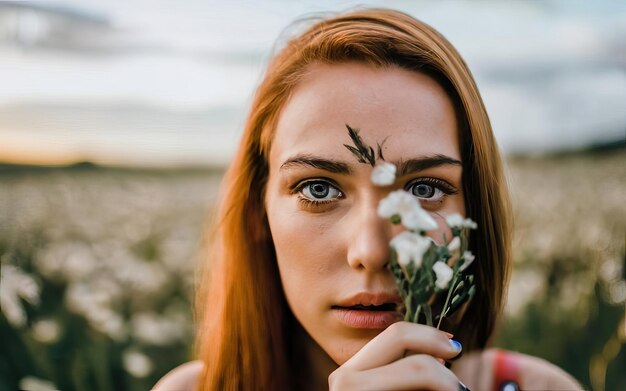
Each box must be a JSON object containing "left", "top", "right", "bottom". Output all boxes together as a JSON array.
[{"left": 492, "top": 349, "right": 521, "bottom": 391}]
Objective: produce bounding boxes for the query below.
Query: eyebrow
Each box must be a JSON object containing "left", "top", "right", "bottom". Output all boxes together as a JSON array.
[
  {"left": 280, "top": 153, "right": 461, "bottom": 176},
  {"left": 280, "top": 154, "right": 352, "bottom": 174},
  {"left": 394, "top": 154, "right": 462, "bottom": 176}
]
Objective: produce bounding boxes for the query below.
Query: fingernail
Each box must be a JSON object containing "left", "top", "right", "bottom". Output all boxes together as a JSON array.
[
  {"left": 443, "top": 331, "right": 454, "bottom": 338},
  {"left": 450, "top": 339, "right": 462, "bottom": 352},
  {"left": 437, "top": 358, "right": 445, "bottom": 365}
]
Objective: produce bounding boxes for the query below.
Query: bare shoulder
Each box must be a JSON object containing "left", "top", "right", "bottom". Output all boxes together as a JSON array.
[
  {"left": 152, "top": 361, "right": 203, "bottom": 391},
  {"left": 485, "top": 349, "right": 583, "bottom": 390},
  {"left": 453, "top": 349, "right": 583, "bottom": 390},
  {"left": 515, "top": 352, "right": 583, "bottom": 390}
]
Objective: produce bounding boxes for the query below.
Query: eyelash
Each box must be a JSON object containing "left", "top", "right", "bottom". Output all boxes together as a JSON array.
[
  {"left": 405, "top": 178, "right": 458, "bottom": 205},
  {"left": 291, "top": 177, "right": 458, "bottom": 209},
  {"left": 291, "top": 179, "right": 343, "bottom": 209},
  {"left": 297, "top": 197, "right": 335, "bottom": 209}
]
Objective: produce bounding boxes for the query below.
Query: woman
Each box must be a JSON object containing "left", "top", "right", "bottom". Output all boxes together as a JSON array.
[{"left": 156, "top": 8, "right": 581, "bottom": 391}]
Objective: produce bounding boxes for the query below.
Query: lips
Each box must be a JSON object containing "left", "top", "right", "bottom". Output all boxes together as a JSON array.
[
  {"left": 334, "top": 291, "right": 403, "bottom": 308},
  {"left": 337, "top": 303, "right": 398, "bottom": 311},
  {"left": 331, "top": 292, "right": 403, "bottom": 329}
]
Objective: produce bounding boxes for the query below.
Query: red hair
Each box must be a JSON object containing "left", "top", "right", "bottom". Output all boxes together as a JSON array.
[{"left": 195, "top": 8, "right": 512, "bottom": 390}]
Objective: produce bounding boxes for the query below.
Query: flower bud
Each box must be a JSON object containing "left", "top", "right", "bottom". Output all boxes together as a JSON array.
[
  {"left": 432, "top": 261, "right": 453, "bottom": 289},
  {"left": 459, "top": 251, "right": 475, "bottom": 271},
  {"left": 370, "top": 162, "right": 396, "bottom": 186},
  {"left": 447, "top": 237, "right": 461, "bottom": 253}
]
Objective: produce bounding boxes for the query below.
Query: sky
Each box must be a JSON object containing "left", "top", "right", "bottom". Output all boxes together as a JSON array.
[{"left": 0, "top": 0, "right": 625, "bottom": 167}]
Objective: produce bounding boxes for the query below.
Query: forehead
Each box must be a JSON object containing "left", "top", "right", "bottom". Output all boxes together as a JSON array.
[{"left": 270, "top": 62, "right": 460, "bottom": 166}]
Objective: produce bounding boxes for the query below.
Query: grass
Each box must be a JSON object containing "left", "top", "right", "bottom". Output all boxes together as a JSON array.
[{"left": 1, "top": 149, "right": 624, "bottom": 390}]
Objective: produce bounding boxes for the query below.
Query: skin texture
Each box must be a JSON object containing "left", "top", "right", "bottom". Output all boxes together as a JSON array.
[
  {"left": 264, "top": 62, "right": 466, "bottom": 388},
  {"left": 153, "top": 62, "right": 583, "bottom": 391}
]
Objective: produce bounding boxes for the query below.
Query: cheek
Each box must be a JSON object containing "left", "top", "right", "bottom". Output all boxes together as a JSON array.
[
  {"left": 267, "top": 206, "right": 343, "bottom": 304},
  {"left": 427, "top": 193, "right": 466, "bottom": 243},
  {"left": 428, "top": 214, "right": 453, "bottom": 244}
]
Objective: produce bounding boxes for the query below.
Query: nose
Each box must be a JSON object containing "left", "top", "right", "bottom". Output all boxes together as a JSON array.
[{"left": 346, "top": 199, "right": 392, "bottom": 271}]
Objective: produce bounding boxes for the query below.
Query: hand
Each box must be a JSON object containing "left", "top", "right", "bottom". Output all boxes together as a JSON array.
[{"left": 328, "top": 321, "right": 463, "bottom": 391}]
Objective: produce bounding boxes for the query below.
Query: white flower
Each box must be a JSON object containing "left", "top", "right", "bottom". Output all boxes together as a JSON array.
[
  {"left": 35, "top": 242, "right": 98, "bottom": 283},
  {"left": 18, "top": 376, "right": 57, "bottom": 391},
  {"left": 459, "top": 251, "right": 475, "bottom": 271},
  {"left": 465, "top": 219, "right": 478, "bottom": 229},
  {"left": 433, "top": 262, "right": 454, "bottom": 289},
  {"left": 371, "top": 162, "right": 396, "bottom": 186},
  {"left": 0, "top": 264, "right": 40, "bottom": 328},
  {"left": 447, "top": 237, "right": 461, "bottom": 253},
  {"left": 131, "top": 311, "right": 185, "bottom": 346},
  {"left": 65, "top": 281, "right": 126, "bottom": 340},
  {"left": 390, "top": 231, "right": 432, "bottom": 268},
  {"left": 89, "top": 308, "right": 126, "bottom": 341},
  {"left": 378, "top": 190, "right": 412, "bottom": 218},
  {"left": 31, "top": 319, "right": 60, "bottom": 344},
  {"left": 378, "top": 190, "right": 438, "bottom": 231},
  {"left": 122, "top": 348, "right": 153, "bottom": 378},
  {"left": 112, "top": 258, "right": 169, "bottom": 297},
  {"left": 401, "top": 207, "right": 438, "bottom": 231},
  {"left": 445, "top": 213, "right": 477, "bottom": 229},
  {"left": 445, "top": 213, "right": 464, "bottom": 228}
]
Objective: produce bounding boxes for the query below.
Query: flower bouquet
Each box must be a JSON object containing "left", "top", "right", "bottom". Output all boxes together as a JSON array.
[{"left": 344, "top": 125, "right": 477, "bottom": 329}]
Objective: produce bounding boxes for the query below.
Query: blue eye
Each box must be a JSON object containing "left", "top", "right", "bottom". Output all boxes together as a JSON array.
[
  {"left": 412, "top": 183, "right": 438, "bottom": 198},
  {"left": 301, "top": 180, "right": 342, "bottom": 201},
  {"left": 407, "top": 179, "right": 456, "bottom": 202}
]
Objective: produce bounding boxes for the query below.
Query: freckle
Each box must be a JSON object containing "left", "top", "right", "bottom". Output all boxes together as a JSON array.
[
  {"left": 316, "top": 262, "right": 331, "bottom": 275},
  {"left": 316, "top": 221, "right": 332, "bottom": 233}
]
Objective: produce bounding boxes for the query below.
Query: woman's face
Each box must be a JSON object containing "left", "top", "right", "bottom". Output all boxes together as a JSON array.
[{"left": 264, "top": 62, "right": 465, "bottom": 365}]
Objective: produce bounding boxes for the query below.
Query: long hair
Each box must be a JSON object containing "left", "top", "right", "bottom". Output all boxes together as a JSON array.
[{"left": 195, "top": 8, "right": 512, "bottom": 390}]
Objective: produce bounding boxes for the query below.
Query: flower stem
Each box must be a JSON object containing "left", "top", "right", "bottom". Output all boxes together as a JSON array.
[
  {"left": 400, "top": 264, "right": 411, "bottom": 284},
  {"left": 404, "top": 293, "right": 412, "bottom": 321},
  {"left": 413, "top": 304, "right": 421, "bottom": 323},
  {"left": 436, "top": 273, "right": 458, "bottom": 329}
]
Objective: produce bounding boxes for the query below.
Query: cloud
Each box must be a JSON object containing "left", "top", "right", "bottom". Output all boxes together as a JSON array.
[
  {"left": 1, "top": 0, "right": 625, "bottom": 164},
  {"left": 483, "top": 68, "right": 626, "bottom": 152},
  {"left": 0, "top": 50, "right": 261, "bottom": 110}
]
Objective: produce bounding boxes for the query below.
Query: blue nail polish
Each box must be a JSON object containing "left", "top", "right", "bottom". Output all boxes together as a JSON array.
[{"left": 450, "top": 339, "right": 462, "bottom": 352}]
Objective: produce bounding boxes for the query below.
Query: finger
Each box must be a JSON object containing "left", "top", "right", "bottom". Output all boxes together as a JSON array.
[
  {"left": 405, "top": 350, "right": 446, "bottom": 365},
  {"left": 359, "top": 354, "right": 459, "bottom": 391},
  {"left": 343, "top": 322, "right": 462, "bottom": 370}
]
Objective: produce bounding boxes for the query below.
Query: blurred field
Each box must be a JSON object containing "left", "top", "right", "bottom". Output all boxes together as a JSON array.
[
  {"left": 498, "top": 149, "right": 625, "bottom": 391},
  {"left": 1, "top": 150, "right": 624, "bottom": 391}
]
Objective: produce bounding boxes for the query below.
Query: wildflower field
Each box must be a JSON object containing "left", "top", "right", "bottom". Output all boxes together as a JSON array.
[{"left": 1, "top": 150, "right": 624, "bottom": 391}]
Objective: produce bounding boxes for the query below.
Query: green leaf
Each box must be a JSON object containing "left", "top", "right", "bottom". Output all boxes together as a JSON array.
[
  {"left": 468, "top": 285, "right": 476, "bottom": 298},
  {"left": 367, "top": 146, "right": 376, "bottom": 165},
  {"left": 421, "top": 253, "right": 433, "bottom": 271},
  {"left": 377, "top": 143, "right": 385, "bottom": 161},
  {"left": 437, "top": 245, "right": 449, "bottom": 260},
  {"left": 423, "top": 304, "right": 433, "bottom": 326},
  {"left": 343, "top": 145, "right": 366, "bottom": 163},
  {"left": 344, "top": 124, "right": 378, "bottom": 166}
]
